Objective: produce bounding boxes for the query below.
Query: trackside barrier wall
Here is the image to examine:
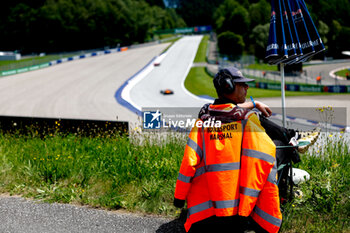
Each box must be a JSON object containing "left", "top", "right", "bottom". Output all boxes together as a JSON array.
[
  {"left": 0, "top": 47, "right": 128, "bottom": 77},
  {"left": 248, "top": 81, "right": 350, "bottom": 93}
]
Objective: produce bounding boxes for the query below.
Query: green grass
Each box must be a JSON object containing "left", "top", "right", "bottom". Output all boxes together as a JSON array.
[
  {"left": 193, "top": 35, "right": 209, "bottom": 63},
  {"left": 160, "top": 36, "right": 182, "bottom": 54},
  {"left": 0, "top": 130, "right": 349, "bottom": 232},
  {"left": 0, "top": 132, "right": 185, "bottom": 215},
  {"left": 281, "top": 134, "right": 350, "bottom": 232},
  {"left": 335, "top": 69, "right": 350, "bottom": 78},
  {"left": 158, "top": 34, "right": 177, "bottom": 40},
  {"left": 184, "top": 67, "right": 347, "bottom": 98},
  {"left": 0, "top": 54, "right": 82, "bottom": 72},
  {"left": 184, "top": 67, "right": 217, "bottom": 97},
  {"left": 246, "top": 63, "right": 279, "bottom": 71}
]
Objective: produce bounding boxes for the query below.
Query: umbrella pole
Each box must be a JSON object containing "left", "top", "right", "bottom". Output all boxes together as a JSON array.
[{"left": 281, "top": 63, "right": 286, "bottom": 127}]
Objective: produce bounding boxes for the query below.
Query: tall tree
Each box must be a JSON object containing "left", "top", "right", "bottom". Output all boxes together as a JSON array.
[
  {"left": 0, "top": 0, "right": 186, "bottom": 53},
  {"left": 250, "top": 23, "right": 270, "bottom": 59},
  {"left": 172, "top": 0, "right": 224, "bottom": 26},
  {"left": 214, "top": 0, "right": 250, "bottom": 35},
  {"left": 248, "top": 0, "right": 270, "bottom": 30},
  {"left": 217, "top": 31, "right": 245, "bottom": 58},
  {"left": 145, "top": 0, "right": 165, "bottom": 7}
]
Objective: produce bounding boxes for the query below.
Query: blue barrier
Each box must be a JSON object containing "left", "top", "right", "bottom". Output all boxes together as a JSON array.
[
  {"left": 286, "top": 84, "right": 300, "bottom": 91},
  {"left": 114, "top": 56, "right": 158, "bottom": 116},
  {"left": 325, "top": 85, "right": 347, "bottom": 93},
  {"left": 1, "top": 44, "right": 134, "bottom": 78},
  {"left": 252, "top": 81, "right": 349, "bottom": 93}
]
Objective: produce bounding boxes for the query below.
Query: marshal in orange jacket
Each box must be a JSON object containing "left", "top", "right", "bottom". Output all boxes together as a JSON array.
[{"left": 174, "top": 104, "right": 282, "bottom": 233}]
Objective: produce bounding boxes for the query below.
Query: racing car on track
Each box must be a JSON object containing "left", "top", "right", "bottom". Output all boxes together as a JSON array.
[{"left": 160, "top": 89, "right": 174, "bottom": 95}]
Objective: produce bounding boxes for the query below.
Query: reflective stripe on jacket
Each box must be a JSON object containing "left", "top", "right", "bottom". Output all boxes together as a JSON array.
[{"left": 174, "top": 104, "right": 282, "bottom": 233}]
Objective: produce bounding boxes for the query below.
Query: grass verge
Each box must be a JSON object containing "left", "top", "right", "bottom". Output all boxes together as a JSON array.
[
  {"left": 160, "top": 36, "right": 182, "bottom": 54},
  {"left": 246, "top": 63, "right": 279, "bottom": 71},
  {"left": 193, "top": 35, "right": 209, "bottom": 63},
  {"left": 184, "top": 67, "right": 217, "bottom": 97},
  {"left": 335, "top": 69, "right": 350, "bottom": 78},
  {"left": 281, "top": 134, "right": 349, "bottom": 232},
  {"left": 0, "top": 131, "right": 349, "bottom": 232},
  {"left": 184, "top": 67, "right": 347, "bottom": 98},
  {"left": 0, "top": 132, "right": 185, "bottom": 216},
  {"left": 0, "top": 55, "right": 78, "bottom": 72}
]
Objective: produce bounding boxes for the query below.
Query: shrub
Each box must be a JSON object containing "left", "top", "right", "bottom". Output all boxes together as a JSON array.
[{"left": 217, "top": 31, "right": 245, "bottom": 59}]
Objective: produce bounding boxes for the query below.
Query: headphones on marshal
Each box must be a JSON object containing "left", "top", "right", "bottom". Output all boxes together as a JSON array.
[{"left": 213, "top": 69, "right": 237, "bottom": 95}]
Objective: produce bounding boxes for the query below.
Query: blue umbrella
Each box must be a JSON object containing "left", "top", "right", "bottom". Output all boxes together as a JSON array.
[
  {"left": 284, "top": 0, "right": 315, "bottom": 64},
  {"left": 265, "top": 0, "right": 325, "bottom": 126},
  {"left": 278, "top": 0, "right": 298, "bottom": 63},
  {"left": 298, "top": 0, "right": 325, "bottom": 62},
  {"left": 283, "top": 0, "right": 303, "bottom": 64},
  {"left": 265, "top": 0, "right": 282, "bottom": 63},
  {"left": 266, "top": 0, "right": 289, "bottom": 64}
]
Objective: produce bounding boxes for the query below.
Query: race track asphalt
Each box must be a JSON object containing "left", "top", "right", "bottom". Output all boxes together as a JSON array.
[
  {"left": 258, "top": 95, "right": 350, "bottom": 128},
  {"left": 1, "top": 37, "right": 349, "bottom": 232},
  {"left": 0, "top": 43, "right": 169, "bottom": 125},
  {"left": 129, "top": 35, "right": 211, "bottom": 110},
  {"left": 0, "top": 43, "right": 186, "bottom": 232},
  {"left": 303, "top": 61, "right": 350, "bottom": 85},
  {"left": 0, "top": 195, "right": 185, "bottom": 233}
]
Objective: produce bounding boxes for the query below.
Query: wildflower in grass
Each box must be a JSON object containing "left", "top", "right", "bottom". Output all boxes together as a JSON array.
[
  {"left": 329, "top": 134, "right": 333, "bottom": 138},
  {"left": 331, "top": 163, "right": 340, "bottom": 168}
]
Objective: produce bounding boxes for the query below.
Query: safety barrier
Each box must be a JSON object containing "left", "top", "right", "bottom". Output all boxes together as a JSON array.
[
  {"left": 248, "top": 81, "right": 350, "bottom": 93},
  {"left": 0, "top": 47, "right": 128, "bottom": 77}
]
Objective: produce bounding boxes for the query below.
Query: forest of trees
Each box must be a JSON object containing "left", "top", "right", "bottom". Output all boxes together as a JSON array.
[
  {"left": 171, "top": 0, "right": 350, "bottom": 59},
  {"left": 0, "top": 0, "right": 186, "bottom": 54},
  {"left": 1, "top": 0, "right": 350, "bottom": 59}
]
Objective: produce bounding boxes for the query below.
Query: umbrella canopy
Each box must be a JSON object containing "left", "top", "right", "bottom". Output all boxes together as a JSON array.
[
  {"left": 266, "top": 0, "right": 324, "bottom": 65},
  {"left": 265, "top": 0, "right": 325, "bottom": 126}
]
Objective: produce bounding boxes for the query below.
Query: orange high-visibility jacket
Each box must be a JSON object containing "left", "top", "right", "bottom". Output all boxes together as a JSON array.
[{"left": 174, "top": 104, "right": 282, "bottom": 233}]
